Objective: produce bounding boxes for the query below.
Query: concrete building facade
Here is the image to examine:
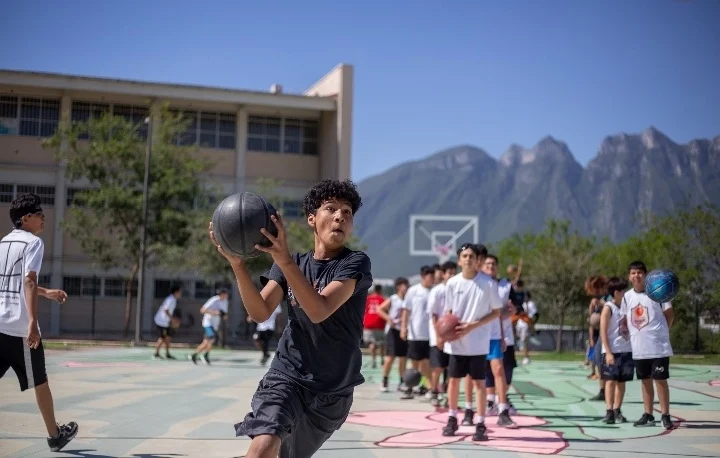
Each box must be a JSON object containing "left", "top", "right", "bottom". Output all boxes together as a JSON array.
[{"left": 0, "top": 64, "right": 354, "bottom": 339}]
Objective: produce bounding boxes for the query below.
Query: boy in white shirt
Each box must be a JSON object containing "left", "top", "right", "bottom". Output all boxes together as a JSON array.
[
  {"left": 427, "top": 261, "right": 457, "bottom": 406},
  {"left": 254, "top": 304, "right": 282, "bottom": 365},
  {"left": 189, "top": 288, "right": 230, "bottom": 365},
  {"left": 0, "top": 194, "right": 78, "bottom": 452},
  {"left": 153, "top": 286, "right": 182, "bottom": 359},
  {"left": 599, "top": 277, "right": 633, "bottom": 424},
  {"left": 400, "top": 265, "right": 435, "bottom": 396},
  {"left": 377, "top": 277, "right": 410, "bottom": 392},
  {"left": 442, "top": 244, "right": 502, "bottom": 442},
  {"left": 622, "top": 261, "right": 675, "bottom": 430}
]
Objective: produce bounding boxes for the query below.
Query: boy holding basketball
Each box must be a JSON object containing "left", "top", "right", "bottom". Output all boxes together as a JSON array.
[
  {"left": 441, "top": 243, "right": 502, "bottom": 441},
  {"left": 623, "top": 261, "right": 675, "bottom": 430},
  {"left": 210, "top": 179, "right": 372, "bottom": 458}
]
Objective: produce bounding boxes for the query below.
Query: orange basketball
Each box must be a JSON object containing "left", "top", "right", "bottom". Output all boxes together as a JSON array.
[{"left": 436, "top": 314, "right": 460, "bottom": 341}]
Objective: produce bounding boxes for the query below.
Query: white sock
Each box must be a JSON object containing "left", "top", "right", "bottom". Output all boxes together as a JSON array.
[
  {"left": 476, "top": 415, "right": 485, "bottom": 424},
  {"left": 498, "top": 403, "right": 507, "bottom": 413},
  {"left": 465, "top": 402, "right": 473, "bottom": 410},
  {"left": 486, "top": 394, "right": 494, "bottom": 402},
  {"left": 449, "top": 409, "right": 458, "bottom": 418},
  {"left": 495, "top": 395, "right": 500, "bottom": 404}
]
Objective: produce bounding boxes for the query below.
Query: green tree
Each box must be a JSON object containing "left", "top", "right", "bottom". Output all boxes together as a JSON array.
[{"left": 44, "top": 106, "right": 213, "bottom": 336}]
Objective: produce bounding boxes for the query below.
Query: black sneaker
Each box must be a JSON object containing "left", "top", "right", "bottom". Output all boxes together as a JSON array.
[
  {"left": 47, "top": 422, "right": 78, "bottom": 452},
  {"left": 472, "top": 422, "right": 489, "bottom": 441},
  {"left": 661, "top": 414, "right": 674, "bottom": 430},
  {"left": 633, "top": 413, "right": 655, "bottom": 427},
  {"left": 188, "top": 354, "right": 198, "bottom": 365},
  {"left": 497, "top": 410, "right": 518, "bottom": 429},
  {"left": 590, "top": 390, "right": 605, "bottom": 401},
  {"left": 461, "top": 408, "right": 474, "bottom": 426},
  {"left": 614, "top": 409, "right": 626, "bottom": 423},
  {"left": 430, "top": 392, "right": 440, "bottom": 407},
  {"left": 602, "top": 410, "right": 615, "bottom": 424},
  {"left": 442, "top": 416, "right": 459, "bottom": 437},
  {"left": 165, "top": 354, "right": 177, "bottom": 360}
]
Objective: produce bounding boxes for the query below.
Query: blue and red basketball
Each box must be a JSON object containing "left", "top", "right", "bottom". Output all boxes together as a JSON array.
[{"left": 645, "top": 269, "right": 680, "bottom": 303}]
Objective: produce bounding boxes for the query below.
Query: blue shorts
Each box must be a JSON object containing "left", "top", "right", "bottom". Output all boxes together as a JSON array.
[
  {"left": 487, "top": 339, "right": 503, "bottom": 360},
  {"left": 204, "top": 326, "right": 218, "bottom": 340}
]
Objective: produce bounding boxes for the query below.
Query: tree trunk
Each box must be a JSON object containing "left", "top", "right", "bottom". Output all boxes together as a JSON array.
[
  {"left": 555, "top": 305, "right": 565, "bottom": 352},
  {"left": 123, "top": 263, "right": 139, "bottom": 337}
]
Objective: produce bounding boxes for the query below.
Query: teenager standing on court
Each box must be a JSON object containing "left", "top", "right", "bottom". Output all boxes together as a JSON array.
[
  {"left": 211, "top": 179, "right": 372, "bottom": 458},
  {"left": 441, "top": 243, "right": 502, "bottom": 441},
  {"left": 623, "top": 261, "right": 675, "bottom": 430},
  {"left": 399, "top": 265, "right": 435, "bottom": 397},
  {"left": 377, "top": 277, "right": 409, "bottom": 392},
  {"left": 426, "top": 261, "right": 457, "bottom": 406},
  {"left": 0, "top": 194, "right": 78, "bottom": 452},
  {"left": 363, "top": 284, "right": 387, "bottom": 369},
  {"left": 599, "top": 276, "right": 633, "bottom": 424}
]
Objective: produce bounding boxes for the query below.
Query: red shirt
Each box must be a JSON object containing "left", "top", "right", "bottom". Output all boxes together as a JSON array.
[{"left": 363, "top": 293, "right": 386, "bottom": 330}]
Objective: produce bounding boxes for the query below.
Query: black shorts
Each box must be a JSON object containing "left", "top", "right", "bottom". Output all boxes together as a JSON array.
[
  {"left": 430, "top": 346, "right": 449, "bottom": 369},
  {"left": 601, "top": 351, "right": 635, "bottom": 382},
  {"left": 448, "top": 354, "right": 487, "bottom": 380},
  {"left": 634, "top": 357, "right": 670, "bottom": 380},
  {"left": 385, "top": 329, "right": 408, "bottom": 357},
  {"left": 156, "top": 325, "right": 174, "bottom": 338},
  {"left": 0, "top": 332, "right": 48, "bottom": 391},
  {"left": 407, "top": 340, "right": 430, "bottom": 361},
  {"left": 253, "top": 329, "right": 274, "bottom": 342},
  {"left": 504, "top": 345, "right": 517, "bottom": 369},
  {"left": 235, "top": 370, "right": 353, "bottom": 457}
]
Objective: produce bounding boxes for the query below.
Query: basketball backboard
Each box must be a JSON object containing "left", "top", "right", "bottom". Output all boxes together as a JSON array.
[{"left": 409, "top": 214, "right": 479, "bottom": 263}]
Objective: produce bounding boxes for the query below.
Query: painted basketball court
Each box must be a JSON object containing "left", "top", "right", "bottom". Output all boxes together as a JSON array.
[{"left": 1, "top": 346, "right": 719, "bottom": 457}]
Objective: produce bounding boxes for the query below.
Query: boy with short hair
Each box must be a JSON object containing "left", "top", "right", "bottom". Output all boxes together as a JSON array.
[
  {"left": 377, "top": 277, "right": 410, "bottom": 392},
  {"left": 427, "top": 261, "right": 457, "bottom": 406},
  {"left": 211, "top": 179, "right": 372, "bottom": 458},
  {"left": 400, "top": 265, "right": 435, "bottom": 397},
  {"left": 0, "top": 193, "right": 78, "bottom": 452},
  {"left": 189, "top": 288, "right": 229, "bottom": 365},
  {"left": 442, "top": 243, "right": 502, "bottom": 441},
  {"left": 599, "top": 276, "right": 633, "bottom": 424},
  {"left": 623, "top": 261, "right": 675, "bottom": 430}
]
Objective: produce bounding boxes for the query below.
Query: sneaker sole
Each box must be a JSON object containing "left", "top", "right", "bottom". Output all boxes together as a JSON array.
[{"left": 49, "top": 427, "right": 78, "bottom": 452}]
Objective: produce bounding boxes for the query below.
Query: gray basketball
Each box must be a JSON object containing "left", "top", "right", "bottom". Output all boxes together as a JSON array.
[{"left": 211, "top": 192, "right": 279, "bottom": 258}]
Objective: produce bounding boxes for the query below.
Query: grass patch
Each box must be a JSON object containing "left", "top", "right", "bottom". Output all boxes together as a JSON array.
[{"left": 528, "top": 351, "right": 720, "bottom": 365}]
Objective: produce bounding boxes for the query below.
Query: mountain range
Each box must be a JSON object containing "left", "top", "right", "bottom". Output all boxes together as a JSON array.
[{"left": 354, "top": 127, "right": 720, "bottom": 278}]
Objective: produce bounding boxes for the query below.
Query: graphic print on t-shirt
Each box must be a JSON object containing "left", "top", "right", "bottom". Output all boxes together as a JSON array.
[{"left": 631, "top": 304, "right": 649, "bottom": 330}]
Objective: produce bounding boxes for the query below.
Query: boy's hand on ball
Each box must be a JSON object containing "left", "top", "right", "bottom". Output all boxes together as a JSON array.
[
  {"left": 256, "top": 214, "right": 293, "bottom": 265},
  {"left": 209, "top": 222, "right": 244, "bottom": 265}
]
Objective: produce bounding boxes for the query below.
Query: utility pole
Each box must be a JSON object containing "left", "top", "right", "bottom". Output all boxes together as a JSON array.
[{"left": 133, "top": 115, "right": 153, "bottom": 345}]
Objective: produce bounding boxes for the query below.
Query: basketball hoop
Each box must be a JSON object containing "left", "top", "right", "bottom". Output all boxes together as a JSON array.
[{"left": 434, "top": 245, "right": 451, "bottom": 263}]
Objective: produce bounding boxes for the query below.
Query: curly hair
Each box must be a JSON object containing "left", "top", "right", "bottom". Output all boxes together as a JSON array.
[
  {"left": 10, "top": 193, "right": 42, "bottom": 228},
  {"left": 302, "top": 179, "right": 362, "bottom": 216}
]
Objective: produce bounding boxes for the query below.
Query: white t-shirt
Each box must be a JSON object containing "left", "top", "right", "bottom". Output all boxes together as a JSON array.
[
  {"left": 257, "top": 304, "right": 282, "bottom": 332},
  {"left": 502, "top": 316, "right": 515, "bottom": 346},
  {"left": 516, "top": 300, "right": 537, "bottom": 332},
  {"left": 489, "top": 278, "right": 512, "bottom": 340},
  {"left": 386, "top": 294, "right": 404, "bottom": 331},
  {"left": 426, "top": 283, "right": 447, "bottom": 347},
  {"left": 622, "top": 289, "right": 673, "bottom": 359},
  {"left": 153, "top": 294, "right": 177, "bottom": 327},
  {"left": 601, "top": 301, "right": 632, "bottom": 354},
  {"left": 201, "top": 295, "right": 229, "bottom": 330},
  {"left": 443, "top": 272, "right": 502, "bottom": 356},
  {"left": 402, "top": 283, "right": 431, "bottom": 341},
  {"left": 0, "top": 230, "right": 44, "bottom": 337}
]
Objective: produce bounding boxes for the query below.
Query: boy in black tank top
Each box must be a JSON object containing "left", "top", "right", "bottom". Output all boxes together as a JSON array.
[{"left": 210, "top": 179, "right": 373, "bottom": 458}]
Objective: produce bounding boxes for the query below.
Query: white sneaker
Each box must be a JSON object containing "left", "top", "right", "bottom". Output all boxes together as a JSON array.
[
  {"left": 522, "top": 357, "right": 530, "bottom": 365},
  {"left": 508, "top": 404, "right": 518, "bottom": 415},
  {"left": 486, "top": 404, "right": 499, "bottom": 416},
  {"left": 379, "top": 384, "right": 389, "bottom": 392}
]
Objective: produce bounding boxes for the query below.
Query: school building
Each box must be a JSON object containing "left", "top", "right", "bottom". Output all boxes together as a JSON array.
[{"left": 0, "top": 64, "right": 354, "bottom": 340}]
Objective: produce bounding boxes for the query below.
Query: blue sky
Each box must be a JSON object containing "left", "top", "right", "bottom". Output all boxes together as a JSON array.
[{"left": 2, "top": 0, "right": 719, "bottom": 182}]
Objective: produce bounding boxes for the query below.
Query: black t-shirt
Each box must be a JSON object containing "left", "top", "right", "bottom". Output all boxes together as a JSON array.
[
  {"left": 260, "top": 247, "right": 373, "bottom": 394},
  {"left": 508, "top": 286, "right": 526, "bottom": 314}
]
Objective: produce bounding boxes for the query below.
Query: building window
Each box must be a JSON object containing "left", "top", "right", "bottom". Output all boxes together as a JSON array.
[
  {"left": 63, "top": 277, "right": 82, "bottom": 296},
  {"left": 19, "top": 97, "right": 60, "bottom": 137},
  {"left": 113, "top": 104, "right": 149, "bottom": 139},
  {"left": 71, "top": 101, "right": 110, "bottom": 140},
  {"left": 1, "top": 183, "right": 55, "bottom": 205},
  {"left": 172, "top": 109, "right": 236, "bottom": 149},
  {"left": 38, "top": 274, "right": 52, "bottom": 285},
  {"left": 103, "top": 278, "right": 125, "bottom": 297},
  {"left": 247, "top": 116, "right": 317, "bottom": 155},
  {"left": 282, "top": 200, "right": 303, "bottom": 218}
]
